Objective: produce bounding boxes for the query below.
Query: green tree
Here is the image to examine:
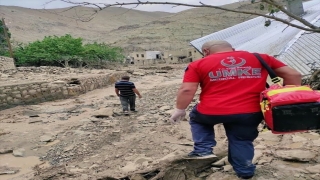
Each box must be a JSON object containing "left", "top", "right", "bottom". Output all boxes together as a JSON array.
[
  {"left": 14, "top": 34, "right": 83, "bottom": 66},
  {"left": 14, "top": 34, "right": 125, "bottom": 68},
  {"left": 82, "top": 42, "right": 124, "bottom": 67},
  {"left": 0, "top": 19, "right": 11, "bottom": 56}
]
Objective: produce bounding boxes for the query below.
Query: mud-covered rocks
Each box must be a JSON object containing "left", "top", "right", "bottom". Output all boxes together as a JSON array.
[{"left": 275, "top": 150, "right": 316, "bottom": 162}]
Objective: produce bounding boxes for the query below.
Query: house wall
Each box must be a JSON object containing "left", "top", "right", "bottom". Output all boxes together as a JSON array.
[
  {"left": 129, "top": 51, "right": 146, "bottom": 60},
  {"left": 0, "top": 72, "right": 127, "bottom": 110},
  {"left": 129, "top": 51, "right": 146, "bottom": 65},
  {"left": 145, "top": 51, "right": 162, "bottom": 60},
  {"left": 162, "top": 50, "right": 186, "bottom": 64},
  {"left": 129, "top": 48, "right": 203, "bottom": 65},
  {"left": 0, "top": 56, "right": 16, "bottom": 71},
  {"left": 187, "top": 48, "right": 203, "bottom": 61}
]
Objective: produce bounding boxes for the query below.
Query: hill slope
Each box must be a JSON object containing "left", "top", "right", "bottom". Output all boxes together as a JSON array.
[{"left": 0, "top": 2, "right": 263, "bottom": 51}]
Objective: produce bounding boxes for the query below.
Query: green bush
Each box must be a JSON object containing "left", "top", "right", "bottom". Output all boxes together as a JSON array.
[
  {"left": 14, "top": 34, "right": 124, "bottom": 67},
  {"left": 0, "top": 19, "right": 11, "bottom": 57},
  {"left": 83, "top": 42, "right": 124, "bottom": 62}
]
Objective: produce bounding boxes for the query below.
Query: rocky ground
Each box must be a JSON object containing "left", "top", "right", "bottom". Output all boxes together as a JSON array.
[
  {"left": 0, "top": 66, "right": 123, "bottom": 86},
  {"left": 0, "top": 65, "right": 320, "bottom": 180}
]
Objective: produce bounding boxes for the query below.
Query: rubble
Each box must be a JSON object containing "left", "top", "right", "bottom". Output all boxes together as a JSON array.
[
  {"left": 12, "top": 148, "right": 25, "bottom": 157},
  {"left": 0, "top": 64, "right": 319, "bottom": 180}
]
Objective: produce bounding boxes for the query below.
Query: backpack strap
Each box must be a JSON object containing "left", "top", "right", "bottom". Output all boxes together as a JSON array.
[{"left": 253, "top": 53, "right": 282, "bottom": 85}]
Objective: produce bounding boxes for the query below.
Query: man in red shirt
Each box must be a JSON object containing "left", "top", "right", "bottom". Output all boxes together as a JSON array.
[{"left": 170, "top": 40, "right": 301, "bottom": 179}]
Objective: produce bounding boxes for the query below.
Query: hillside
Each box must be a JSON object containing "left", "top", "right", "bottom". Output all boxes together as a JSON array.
[{"left": 0, "top": 1, "right": 264, "bottom": 52}]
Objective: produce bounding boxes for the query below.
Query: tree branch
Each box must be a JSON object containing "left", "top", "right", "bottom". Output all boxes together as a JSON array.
[
  {"left": 57, "top": 0, "right": 320, "bottom": 33},
  {"left": 263, "top": 0, "right": 319, "bottom": 29}
]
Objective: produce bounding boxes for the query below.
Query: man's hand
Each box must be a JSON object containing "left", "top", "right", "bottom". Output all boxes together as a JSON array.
[
  {"left": 138, "top": 95, "right": 142, "bottom": 98},
  {"left": 169, "top": 109, "right": 186, "bottom": 124}
]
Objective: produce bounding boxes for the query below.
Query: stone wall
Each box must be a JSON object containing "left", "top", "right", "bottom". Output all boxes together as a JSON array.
[
  {"left": 0, "top": 56, "right": 16, "bottom": 71},
  {"left": 0, "top": 72, "right": 127, "bottom": 110}
]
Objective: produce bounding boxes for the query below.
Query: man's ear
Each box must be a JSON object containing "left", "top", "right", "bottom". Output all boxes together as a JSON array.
[{"left": 202, "top": 49, "right": 207, "bottom": 57}]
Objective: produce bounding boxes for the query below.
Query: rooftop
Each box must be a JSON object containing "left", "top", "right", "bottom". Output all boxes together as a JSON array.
[
  {"left": 277, "top": 17, "right": 320, "bottom": 76},
  {"left": 189, "top": 1, "right": 320, "bottom": 55}
]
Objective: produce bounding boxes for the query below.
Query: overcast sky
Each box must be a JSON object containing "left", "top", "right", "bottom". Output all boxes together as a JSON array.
[{"left": 0, "top": 0, "right": 243, "bottom": 12}]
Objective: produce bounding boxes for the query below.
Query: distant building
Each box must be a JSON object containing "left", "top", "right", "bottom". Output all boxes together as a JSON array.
[
  {"left": 161, "top": 48, "right": 203, "bottom": 64},
  {"left": 127, "top": 47, "right": 203, "bottom": 66},
  {"left": 128, "top": 51, "right": 164, "bottom": 65}
]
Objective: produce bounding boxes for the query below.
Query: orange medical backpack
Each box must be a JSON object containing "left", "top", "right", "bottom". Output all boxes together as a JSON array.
[{"left": 254, "top": 53, "right": 320, "bottom": 134}]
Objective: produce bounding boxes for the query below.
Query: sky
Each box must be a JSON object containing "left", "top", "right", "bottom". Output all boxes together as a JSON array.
[{"left": 0, "top": 0, "right": 243, "bottom": 13}]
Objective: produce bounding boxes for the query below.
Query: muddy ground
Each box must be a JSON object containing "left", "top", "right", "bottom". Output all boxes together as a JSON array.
[{"left": 0, "top": 65, "right": 320, "bottom": 180}]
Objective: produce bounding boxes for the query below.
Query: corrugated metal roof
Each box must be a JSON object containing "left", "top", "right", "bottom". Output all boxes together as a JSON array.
[
  {"left": 190, "top": 0, "right": 320, "bottom": 57},
  {"left": 277, "top": 17, "right": 320, "bottom": 76}
]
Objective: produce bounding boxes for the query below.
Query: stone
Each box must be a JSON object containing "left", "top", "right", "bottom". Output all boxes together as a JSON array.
[
  {"left": 222, "top": 165, "right": 233, "bottom": 172},
  {"left": 121, "top": 162, "right": 138, "bottom": 173},
  {"left": 305, "top": 164, "right": 320, "bottom": 174},
  {"left": 132, "top": 72, "right": 145, "bottom": 76},
  {"left": 211, "top": 167, "right": 220, "bottom": 173},
  {"left": 89, "top": 164, "right": 99, "bottom": 169},
  {"left": 40, "top": 135, "right": 54, "bottom": 142},
  {"left": 294, "top": 174, "right": 301, "bottom": 178},
  {"left": 159, "top": 106, "right": 171, "bottom": 111},
  {"left": 28, "top": 119, "right": 42, "bottom": 124},
  {"left": 254, "top": 145, "right": 266, "bottom": 149},
  {"left": 0, "top": 170, "right": 17, "bottom": 175},
  {"left": 212, "top": 156, "right": 228, "bottom": 167},
  {"left": 64, "top": 145, "right": 75, "bottom": 152},
  {"left": 130, "top": 174, "right": 146, "bottom": 180},
  {"left": 13, "top": 148, "right": 25, "bottom": 157},
  {"left": 0, "top": 166, "right": 19, "bottom": 175},
  {"left": 0, "top": 73, "right": 9, "bottom": 78},
  {"left": 275, "top": 150, "right": 316, "bottom": 162},
  {"left": 92, "top": 108, "right": 114, "bottom": 118},
  {"left": 52, "top": 80, "right": 66, "bottom": 84},
  {"left": 253, "top": 150, "right": 263, "bottom": 164},
  {"left": 0, "top": 148, "right": 13, "bottom": 154},
  {"left": 28, "top": 89, "right": 37, "bottom": 95},
  {"left": 164, "top": 109, "right": 174, "bottom": 115},
  {"left": 285, "top": 142, "right": 304, "bottom": 149},
  {"left": 260, "top": 131, "right": 281, "bottom": 142},
  {"left": 257, "top": 156, "right": 273, "bottom": 165},
  {"left": 23, "top": 110, "right": 40, "bottom": 117},
  {"left": 69, "top": 168, "right": 85, "bottom": 173},
  {"left": 159, "top": 151, "right": 181, "bottom": 162},
  {"left": 310, "top": 174, "right": 320, "bottom": 179},
  {"left": 312, "top": 139, "right": 320, "bottom": 146},
  {"left": 291, "top": 135, "right": 307, "bottom": 142}
]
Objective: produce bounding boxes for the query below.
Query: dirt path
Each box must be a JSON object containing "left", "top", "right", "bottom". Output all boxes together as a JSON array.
[
  {"left": 0, "top": 67, "right": 195, "bottom": 179},
  {"left": 1, "top": 66, "right": 320, "bottom": 180}
]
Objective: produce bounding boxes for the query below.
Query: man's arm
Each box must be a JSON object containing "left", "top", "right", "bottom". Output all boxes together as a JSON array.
[
  {"left": 133, "top": 88, "right": 142, "bottom": 98},
  {"left": 115, "top": 88, "right": 120, "bottom": 96},
  {"left": 265, "top": 54, "right": 302, "bottom": 86},
  {"left": 274, "top": 66, "right": 302, "bottom": 85},
  {"left": 176, "top": 82, "right": 199, "bottom": 109},
  {"left": 170, "top": 64, "right": 199, "bottom": 123},
  {"left": 176, "top": 64, "right": 200, "bottom": 109}
]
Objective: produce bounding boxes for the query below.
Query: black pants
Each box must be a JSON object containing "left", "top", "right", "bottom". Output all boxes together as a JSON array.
[{"left": 119, "top": 95, "right": 136, "bottom": 111}]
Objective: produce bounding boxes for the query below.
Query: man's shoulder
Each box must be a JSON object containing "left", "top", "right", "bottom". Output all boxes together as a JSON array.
[{"left": 117, "top": 81, "right": 134, "bottom": 84}]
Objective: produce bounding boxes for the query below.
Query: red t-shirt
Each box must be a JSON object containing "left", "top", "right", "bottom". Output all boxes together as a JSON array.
[{"left": 183, "top": 51, "right": 286, "bottom": 115}]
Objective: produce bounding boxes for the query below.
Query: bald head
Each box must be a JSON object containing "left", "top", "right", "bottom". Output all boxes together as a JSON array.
[{"left": 201, "top": 40, "right": 234, "bottom": 57}]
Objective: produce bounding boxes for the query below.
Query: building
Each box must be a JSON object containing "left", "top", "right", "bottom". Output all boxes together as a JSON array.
[
  {"left": 128, "top": 48, "right": 203, "bottom": 65},
  {"left": 128, "top": 51, "right": 164, "bottom": 65}
]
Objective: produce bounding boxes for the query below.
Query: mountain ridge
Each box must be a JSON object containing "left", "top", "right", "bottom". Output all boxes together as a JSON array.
[{"left": 0, "top": 1, "right": 263, "bottom": 52}]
